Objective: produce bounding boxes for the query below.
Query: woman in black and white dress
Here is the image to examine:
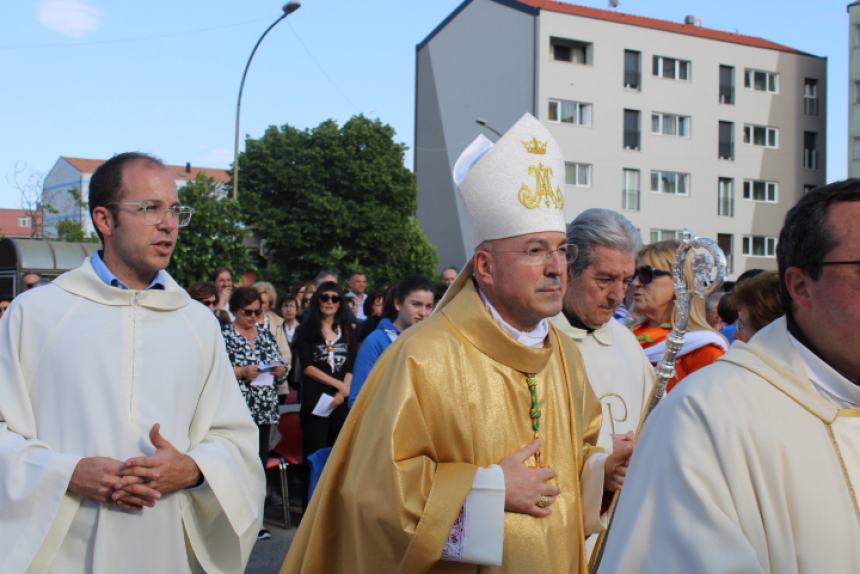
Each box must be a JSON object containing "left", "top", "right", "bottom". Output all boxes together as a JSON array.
[{"left": 294, "top": 282, "right": 355, "bottom": 457}]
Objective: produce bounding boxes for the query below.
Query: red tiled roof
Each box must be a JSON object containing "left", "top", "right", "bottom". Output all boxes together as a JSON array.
[
  {"left": 0, "top": 208, "right": 43, "bottom": 238},
  {"left": 62, "top": 157, "right": 230, "bottom": 184},
  {"left": 516, "top": 0, "right": 814, "bottom": 56}
]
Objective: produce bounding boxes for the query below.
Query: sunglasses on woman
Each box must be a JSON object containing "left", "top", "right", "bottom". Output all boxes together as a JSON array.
[
  {"left": 634, "top": 265, "right": 673, "bottom": 285},
  {"left": 319, "top": 294, "right": 341, "bottom": 304},
  {"left": 240, "top": 307, "right": 263, "bottom": 317}
]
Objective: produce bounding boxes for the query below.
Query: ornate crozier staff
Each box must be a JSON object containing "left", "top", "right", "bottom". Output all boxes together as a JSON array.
[{"left": 589, "top": 229, "right": 727, "bottom": 572}]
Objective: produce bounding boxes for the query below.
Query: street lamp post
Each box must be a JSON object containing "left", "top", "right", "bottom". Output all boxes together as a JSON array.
[
  {"left": 232, "top": 1, "right": 301, "bottom": 200},
  {"left": 475, "top": 117, "right": 503, "bottom": 139}
]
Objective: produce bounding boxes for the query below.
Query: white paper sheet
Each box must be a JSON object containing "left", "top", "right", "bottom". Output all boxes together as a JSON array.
[{"left": 312, "top": 393, "right": 336, "bottom": 417}]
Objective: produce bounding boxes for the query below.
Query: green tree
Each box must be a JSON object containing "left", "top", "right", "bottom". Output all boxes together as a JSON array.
[
  {"left": 57, "top": 219, "right": 87, "bottom": 242},
  {"left": 168, "top": 174, "right": 252, "bottom": 287},
  {"left": 55, "top": 187, "right": 98, "bottom": 242},
  {"left": 238, "top": 115, "right": 437, "bottom": 288}
]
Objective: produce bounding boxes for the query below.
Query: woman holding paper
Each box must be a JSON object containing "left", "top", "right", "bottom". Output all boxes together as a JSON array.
[
  {"left": 294, "top": 281, "right": 356, "bottom": 458},
  {"left": 221, "top": 286, "right": 286, "bottom": 540}
]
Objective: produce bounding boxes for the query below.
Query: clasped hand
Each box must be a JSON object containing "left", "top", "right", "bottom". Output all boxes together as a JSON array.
[
  {"left": 500, "top": 439, "right": 560, "bottom": 517},
  {"left": 67, "top": 423, "right": 201, "bottom": 511}
]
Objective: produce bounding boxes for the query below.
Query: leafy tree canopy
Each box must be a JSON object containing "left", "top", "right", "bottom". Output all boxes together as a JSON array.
[
  {"left": 238, "top": 115, "right": 437, "bottom": 289},
  {"left": 168, "top": 174, "right": 252, "bottom": 287}
]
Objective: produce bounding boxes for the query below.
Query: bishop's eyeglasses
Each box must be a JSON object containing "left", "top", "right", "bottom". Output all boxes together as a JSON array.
[
  {"left": 106, "top": 200, "right": 195, "bottom": 227},
  {"left": 491, "top": 243, "right": 579, "bottom": 266}
]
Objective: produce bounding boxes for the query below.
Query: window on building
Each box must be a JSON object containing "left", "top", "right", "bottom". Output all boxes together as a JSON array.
[
  {"left": 651, "top": 170, "right": 690, "bottom": 195},
  {"left": 623, "top": 168, "right": 640, "bottom": 211},
  {"left": 718, "top": 178, "right": 734, "bottom": 217},
  {"left": 743, "top": 179, "right": 778, "bottom": 202},
  {"left": 803, "top": 131, "right": 818, "bottom": 170},
  {"left": 802, "top": 184, "right": 816, "bottom": 196},
  {"left": 719, "top": 65, "right": 734, "bottom": 104},
  {"left": 742, "top": 235, "right": 777, "bottom": 257},
  {"left": 624, "top": 50, "right": 641, "bottom": 90},
  {"left": 548, "top": 98, "right": 592, "bottom": 126},
  {"left": 855, "top": 24, "right": 860, "bottom": 47},
  {"left": 623, "top": 109, "right": 640, "bottom": 150},
  {"left": 718, "top": 121, "right": 734, "bottom": 160},
  {"left": 743, "top": 124, "right": 779, "bottom": 148},
  {"left": 803, "top": 78, "right": 819, "bottom": 116},
  {"left": 565, "top": 162, "right": 592, "bottom": 187},
  {"left": 17, "top": 215, "right": 31, "bottom": 228},
  {"left": 717, "top": 233, "right": 734, "bottom": 274},
  {"left": 653, "top": 55, "right": 690, "bottom": 80},
  {"left": 650, "top": 229, "right": 682, "bottom": 243},
  {"left": 744, "top": 68, "right": 779, "bottom": 93},
  {"left": 855, "top": 81, "right": 860, "bottom": 104},
  {"left": 854, "top": 137, "right": 860, "bottom": 160},
  {"left": 651, "top": 112, "right": 691, "bottom": 137},
  {"left": 551, "top": 37, "right": 592, "bottom": 64}
]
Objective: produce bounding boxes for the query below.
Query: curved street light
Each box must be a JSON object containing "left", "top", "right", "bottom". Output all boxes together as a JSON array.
[
  {"left": 475, "top": 117, "right": 503, "bottom": 139},
  {"left": 232, "top": 1, "right": 302, "bottom": 200}
]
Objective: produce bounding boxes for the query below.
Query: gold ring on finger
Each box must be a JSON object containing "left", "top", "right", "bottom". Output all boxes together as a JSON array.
[{"left": 537, "top": 495, "right": 549, "bottom": 508}]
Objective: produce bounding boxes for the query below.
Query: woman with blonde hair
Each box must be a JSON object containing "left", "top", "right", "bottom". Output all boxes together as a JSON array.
[
  {"left": 254, "top": 281, "right": 292, "bottom": 394},
  {"left": 631, "top": 240, "right": 727, "bottom": 392}
]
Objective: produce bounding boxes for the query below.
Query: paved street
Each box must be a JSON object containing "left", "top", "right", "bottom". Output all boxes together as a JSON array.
[{"left": 246, "top": 523, "right": 296, "bottom": 574}]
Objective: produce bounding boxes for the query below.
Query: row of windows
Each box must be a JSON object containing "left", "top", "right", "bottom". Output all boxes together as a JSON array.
[
  {"left": 649, "top": 229, "right": 777, "bottom": 258},
  {"left": 549, "top": 101, "right": 819, "bottom": 169},
  {"left": 549, "top": 38, "right": 820, "bottom": 115},
  {"left": 565, "top": 165, "right": 804, "bottom": 208}
]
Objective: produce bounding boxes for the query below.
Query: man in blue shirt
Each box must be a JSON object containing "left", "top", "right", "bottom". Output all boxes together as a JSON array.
[{"left": 348, "top": 275, "right": 435, "bottom": 407}]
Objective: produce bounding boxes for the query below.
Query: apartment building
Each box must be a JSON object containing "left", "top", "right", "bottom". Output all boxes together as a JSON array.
[
  {"left": 416, "top": 0, "right": 827, "bottom": 276},
  {"left": 41, "top": 156, "right": 229, "bottom": 238}
]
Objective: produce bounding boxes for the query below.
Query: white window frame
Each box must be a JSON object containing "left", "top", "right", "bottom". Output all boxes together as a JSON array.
[
  {"left": 651, "top": 112, "right": 691, "bottom": 137},
  {"left": 650, "top": 229, "right": 682, "bottom": 243},
  {"left": 652, "top": 55, "right": 690, "bottom": 80},
  {"left": 803, "top": 78, "right": 819, "bottom": 116},
  {"left": 743, "top": 179, "right": 779, "bottom": 203},
  {"left": 622, "top": 168, "right": 640, "bottom": 211},
  {"left": 650, "top": 170, "right": 690, "bottom": 196},
  {"left": 743, "top": 124, "right": 779, "bottom": 148},
  {"left": 565, "top": 162, "right": 592, "bottom": 187},
  {"left": 718, "top": 177, "right": 734, "bottom": 217},
  {"left": 17, "top": 215, "right": 31, "bottom": 228},
  {"left": 548, "top": 98, "right": 592, "bottom": 127},
  {"left": 744, "top": 68, "right": 779, "bottom": 93},
  {"left": 742, "top": 235, "right": 778, "bottom": 258}
]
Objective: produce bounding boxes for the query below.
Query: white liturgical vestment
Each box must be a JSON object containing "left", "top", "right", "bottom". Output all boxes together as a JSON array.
[
  {"left": 598, "top": 317, "right": 860, "bottom": 573},
  {"left": 551, "top": 314, "right": 655, "bottom": 450},
  {"left": 0, "top": 260, "right": 265, "bottom": 573}
]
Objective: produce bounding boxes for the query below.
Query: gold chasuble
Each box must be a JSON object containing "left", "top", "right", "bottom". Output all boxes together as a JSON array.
[{"left": 281, "top": 271, "right": 602, "bottom": 573}]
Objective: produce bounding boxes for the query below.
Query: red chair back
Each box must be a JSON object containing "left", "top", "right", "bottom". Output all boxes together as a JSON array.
[{"left": 275, "top": 412, "right": 303, "bottom": 466}]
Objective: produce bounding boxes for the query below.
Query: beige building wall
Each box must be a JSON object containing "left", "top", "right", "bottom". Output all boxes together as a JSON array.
[
  {"left": 415, "top": 0, "right": 826, "bottom": 277},
  {"left": 536, "top": 10, "right": 826, "bottom": 277}
]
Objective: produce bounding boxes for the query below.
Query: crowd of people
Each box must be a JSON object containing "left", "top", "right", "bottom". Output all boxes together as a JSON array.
[{"left": 1, "top": 115, "right": 857, "bottom": 574}]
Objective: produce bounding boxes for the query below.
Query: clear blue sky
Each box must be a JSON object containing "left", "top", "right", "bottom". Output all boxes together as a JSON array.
[{"left": 0, "top": 0, "right": 849, "bottom": 207}]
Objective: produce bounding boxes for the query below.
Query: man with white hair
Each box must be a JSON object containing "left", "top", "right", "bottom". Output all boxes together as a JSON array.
[
  {"left": 552, "top": 209, "right": 654, "bottom": 489},
  {"left": 281, "top": 114, "right": 628, "bottom": 573}
]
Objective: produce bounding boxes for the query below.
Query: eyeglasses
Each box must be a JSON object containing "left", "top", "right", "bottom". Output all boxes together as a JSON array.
[
  {"left": 319, "top": 294, "right": 341, "bottom": 304},
  {"left": 106, "top": 200, "right": 195, "bottom": 227},
  {"left": 202, "top": 298, "right": 217, "bottom": 308},
  {"left": 633, "top": 265, "right": 673, "bottom": 285},
  {"left": 821, "top": 259, "right": 860, "bottom": 267},
  {"left": 492, "top": 243, "right": 578, "bottom": 266},
  {"left": 240, "top": 307, "right": 263, "bottom": 317}
]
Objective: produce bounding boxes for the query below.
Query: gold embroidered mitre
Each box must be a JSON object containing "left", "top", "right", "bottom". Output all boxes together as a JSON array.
[{"left": 452, "top": 113, "right": 566, "bottom": 244}]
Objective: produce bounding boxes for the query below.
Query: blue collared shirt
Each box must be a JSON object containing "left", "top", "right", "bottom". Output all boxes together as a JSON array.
[{"left": 90, "top": 250, "right": 166, "bottom": 290}]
